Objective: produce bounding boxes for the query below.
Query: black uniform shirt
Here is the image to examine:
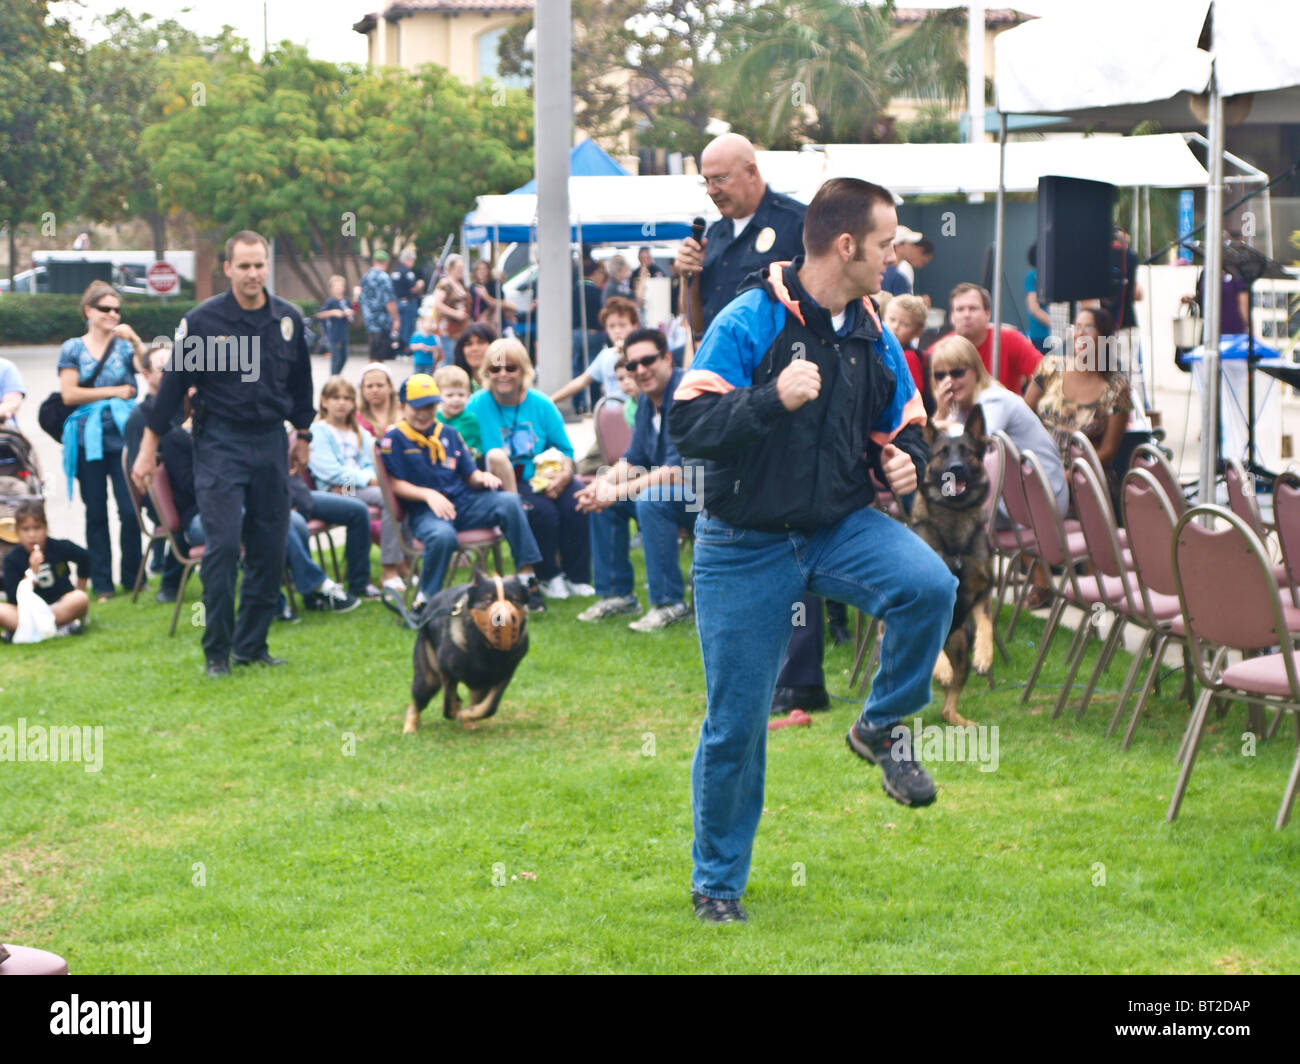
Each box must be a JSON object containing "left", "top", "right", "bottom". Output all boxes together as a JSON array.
[
  {"left": 147, "top": 289, "right": 314, "bottom": 435},
  {"left": 391, "top": 266, "right": 420, "bottom": 301},
  {"left": 699, "top": 185, "right": 806, "bottom": 329}
]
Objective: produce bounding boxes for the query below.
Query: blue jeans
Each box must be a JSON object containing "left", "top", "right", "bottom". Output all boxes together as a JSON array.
[
  {"left": 689, "top": 505, "right": 956, "bottom": 899},
  {"left": 77, "top": 446, "right": 142, "bottom": 594},
  {"left": 437, "top": 335, "right": 458, "bottom": 369},
  {"left": 590, "top": 496, "right": 692, "bottom": 605},
  {"left": 407, "top": 489, "right": 542, "bottom": 595},
  {"left": 308, "top": 490, "right": 372, "bottom": 596},
  {"left": 327, "top": 335, "right": 349, "bottom": 377}
]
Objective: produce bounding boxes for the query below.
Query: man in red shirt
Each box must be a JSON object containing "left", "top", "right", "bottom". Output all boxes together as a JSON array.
[{"left": 940, "top": 282, "right": 1041, "bottom": 394}]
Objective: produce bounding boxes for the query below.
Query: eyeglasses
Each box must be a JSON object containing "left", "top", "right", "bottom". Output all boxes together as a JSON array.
[
  {"left": 933, "top": 367, "right": 968, "bottom": 382},
  {"left": 91, "top": 304, "right": 121, "bottom": 315},
  {"left": 487, "top": 364, "right": 520, "bottom": 375},
  {"left": 702, "top": 172, "right": 732, "bottom": 190},
  {"left": 626, "top": 354, "right": 663, "bottom": 371}
]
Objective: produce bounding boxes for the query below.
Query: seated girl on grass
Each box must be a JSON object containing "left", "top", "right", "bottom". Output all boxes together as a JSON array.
[{"left": 1, "top": 500, "right": 90, "bottom": 639}]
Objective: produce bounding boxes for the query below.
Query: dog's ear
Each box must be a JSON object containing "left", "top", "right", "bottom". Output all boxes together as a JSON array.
[
  {"left": 472, "top": 564, "right": 490, "bottom": 588},
  {"left": 922, "top": 417, "right": 937, "bottom": 446},
  {"left": 964, "top": 404, "right": 987, "bottom": 452}
]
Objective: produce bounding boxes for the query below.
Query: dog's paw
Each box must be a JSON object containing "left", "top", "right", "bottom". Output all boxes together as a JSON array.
[
  {"left": 973, "top": 637, "right": 993, "bottom": 675},
  {"left": 932, "top": 651, "right": 954, "bottom": 687},
  {"left": 942, "top": 704, "right": 976, "bottom": 727},
  {"left": 402, "top": 706, "right": 420, "bottom": 734}
]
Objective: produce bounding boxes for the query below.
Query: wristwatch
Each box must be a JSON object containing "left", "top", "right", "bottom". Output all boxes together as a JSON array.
[{"left": 295, "top": 430, "right": 313, "bottom": 442}]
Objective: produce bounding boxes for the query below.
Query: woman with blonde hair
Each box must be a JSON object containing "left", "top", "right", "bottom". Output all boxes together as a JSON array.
[
  {"left": 432, "top": 254, "right": 470, "bottom": 367},
  {"left": 57, "top": 280, "right": 145, "bottom": 600},
  {"left": 931, "top": 333, "right": 1065, "bottom": 607},
  {"left": 466, "top": 338, "right": 592, "bottom": 605},
  {"left": 355, "top": 362, "right": 401, "bottom": 440}
]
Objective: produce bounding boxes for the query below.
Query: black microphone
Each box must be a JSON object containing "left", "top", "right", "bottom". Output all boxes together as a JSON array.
[{"left": 691, "top": 216, "right": 706, "bottom": 244}]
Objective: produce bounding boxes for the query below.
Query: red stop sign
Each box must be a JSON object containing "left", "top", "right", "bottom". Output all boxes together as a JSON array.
[{"left": 146, "top": 261, "right": 180, "bottom": 296}]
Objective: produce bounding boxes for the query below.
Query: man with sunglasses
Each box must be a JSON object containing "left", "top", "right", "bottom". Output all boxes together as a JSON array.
[
  {"left": 133, "top": 229, "right": 315, "bottom": 677},
  {"left": 670, "top": 177, "right": 957, "bottom": 923},
  {"left": 575, "top": 328, "right": 692, "bottom": 631}
]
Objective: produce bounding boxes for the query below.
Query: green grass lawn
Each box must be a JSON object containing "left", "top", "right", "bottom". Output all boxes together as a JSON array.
[{"left": 4, "top": 550, "right": 1299, "bottom": 974}]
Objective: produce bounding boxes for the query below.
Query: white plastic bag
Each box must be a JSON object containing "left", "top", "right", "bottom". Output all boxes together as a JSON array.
[{"left": 13, "top": 574, "right": 57, "bottom": 644}]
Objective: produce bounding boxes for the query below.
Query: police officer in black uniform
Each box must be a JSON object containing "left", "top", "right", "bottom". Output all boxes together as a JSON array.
[
  {"left": 391, "top": 248, "right": 425, "bottom": 358},
  {"left": 132, "top": 230, "right": 314, "bottom": 676},
  {"left": 673, "top": 133, "right": 832, "bottom": 718}
]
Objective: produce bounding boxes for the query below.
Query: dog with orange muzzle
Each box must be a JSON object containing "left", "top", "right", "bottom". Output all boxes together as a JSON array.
[{"left": 404, "top": 567, "right": 531, "bottom": 732}]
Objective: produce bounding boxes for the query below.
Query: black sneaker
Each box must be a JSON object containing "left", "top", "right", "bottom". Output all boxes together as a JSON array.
[
  {"left": 846, "top": 720, "right": 937, "bottom": 807},
  {"left": 205, "top": 658, "right": 230, "bottom": 677},
  {"left": 302, "top": 582, "right": 360, "bottom": 613},
  {"left": 522, "top": 574, "right": 545, "bottom": 614},
  {"left": 771, "top": 685, "right": 831, "bottom": 714},
  {"left": 692, "top": 891, "right": 748, "bottom": 924}
]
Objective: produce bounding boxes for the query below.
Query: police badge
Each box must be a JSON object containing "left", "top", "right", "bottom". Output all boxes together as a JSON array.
[{"left": 280, "top": 315, "right": 294, "bottom": 342}]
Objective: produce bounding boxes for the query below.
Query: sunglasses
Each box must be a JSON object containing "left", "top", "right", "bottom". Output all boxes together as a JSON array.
[
  {"left": 626, "top": 354, "right": 663, "bottom": 371},
  {"left": 487, "top": 363, "right": 520, "bottom": 375},
  {"left": 91, "top": 304, "right": 122, "bottom": 315},
  {"left": 933, "top": 367, "right": 968, "bottom": 382}
]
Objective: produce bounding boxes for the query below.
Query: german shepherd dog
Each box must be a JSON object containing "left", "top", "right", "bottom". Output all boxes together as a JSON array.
[
  {"left": 404, "top": 568, "right": 531, "bottom": 733},
  {"left": 910, "top": 406, "right": 995, "bottom": 727}
]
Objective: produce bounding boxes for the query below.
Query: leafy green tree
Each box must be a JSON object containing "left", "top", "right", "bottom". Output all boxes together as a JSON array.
[
  {"left": 79, "top": 11, "right": 224, "bottom": 258},
  {"left": 715, "top": 0, "right": 966, "bottom": 145},
  {"left": 144, "top": 45, "right": 532, "bottom": 299},
  {"left": 0, "top": 0, "right": 87, "bottom": 286}
]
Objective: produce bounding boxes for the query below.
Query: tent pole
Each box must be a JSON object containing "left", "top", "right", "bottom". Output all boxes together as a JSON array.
[
  {"left": 991, "top": 111, "right": 1007, "bottom": 384},
  {"left": 535, "top": 0, "right": 573, "bottom": 397},
  {"left": 1198, "top": 67, "right": 1225, "bottom": 506},
  {"left": 1143, "top": 184, "right": 1154, "bottom": 399}
]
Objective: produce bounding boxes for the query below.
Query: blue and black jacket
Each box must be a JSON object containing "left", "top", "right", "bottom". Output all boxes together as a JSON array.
[{"left": 668, "top": 259, "right": 927, "bottom": 533}]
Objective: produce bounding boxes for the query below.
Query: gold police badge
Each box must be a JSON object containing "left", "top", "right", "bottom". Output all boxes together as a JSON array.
[
  {"left": 280, "top": 315, "right": 294, "bottom": 342},
  {"left": 754, "top": 226, "right": 776, "bottom": 254}
]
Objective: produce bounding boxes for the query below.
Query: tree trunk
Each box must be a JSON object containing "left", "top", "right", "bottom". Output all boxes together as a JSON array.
[
  {"left": 147, "top": 211, "right": 167, "bottom": 260},
  {"left": 7, "top": 224, "right": 15, "bottom": 291},
  {"left": 278, "top": 236, "right": 326, "bottom": 302}
]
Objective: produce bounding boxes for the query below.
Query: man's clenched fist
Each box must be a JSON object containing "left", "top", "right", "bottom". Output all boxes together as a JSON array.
[
  {"left": 776, "top": 359, "right": 821, "bottom": 412},
  {"left": 881, "top": 443, "right": 917, "bottom": 497}
]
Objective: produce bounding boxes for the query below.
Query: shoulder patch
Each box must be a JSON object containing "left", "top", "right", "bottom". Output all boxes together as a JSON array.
[
  {"left": 175, "top": 317, "right": 188, "bottom": 342},
  {"left": 281, "top": 316, "right": 294, "bottom": 342}
]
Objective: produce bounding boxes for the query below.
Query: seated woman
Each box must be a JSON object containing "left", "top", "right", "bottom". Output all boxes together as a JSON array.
[
  {"left": 466, "top": 339, "right": 592, "bottom": 604},
  {"left": 453, "top": 323, "right": 497, "bottom": 392},
  {"left": 931, "top": 334, "right": 1067, "bottom": 609},
  {"left": 1024, "top": 305, "right": 1132, "bottom": 492}
]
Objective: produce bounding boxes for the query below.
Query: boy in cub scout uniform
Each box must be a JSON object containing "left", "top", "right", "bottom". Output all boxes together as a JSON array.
[{"left": 378, "top": 374, "right": 542, "bottom": 607}]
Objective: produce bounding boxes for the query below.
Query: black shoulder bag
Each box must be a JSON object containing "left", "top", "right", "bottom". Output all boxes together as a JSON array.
[{"left": 38, "top": 346, "right": 114, "bottom": 443}]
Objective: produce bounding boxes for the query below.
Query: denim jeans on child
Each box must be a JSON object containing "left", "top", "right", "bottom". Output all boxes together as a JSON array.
[
  {"left": 407, "top": 489, "right": 542, "bottom": 594},
  {"left": 689, "top": 503, "right": 956, "bottom": 899}
]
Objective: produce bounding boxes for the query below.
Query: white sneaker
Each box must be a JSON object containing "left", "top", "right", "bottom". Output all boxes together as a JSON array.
[
  {"left": 628, "top": 602, "right": 692, "bottom": 632},
  {"left": 412, "top": 591, "right": 428, "bottom": 610},
  {"left": 564, "top": 578, "right": 596, "bottom": 597},
  {"left": 541, "top": 575, "right": 570, "bottom": 599}
]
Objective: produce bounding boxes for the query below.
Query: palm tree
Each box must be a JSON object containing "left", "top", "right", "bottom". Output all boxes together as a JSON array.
[{"left": 716, "top": 0, "right": 967, "bottom": 145}]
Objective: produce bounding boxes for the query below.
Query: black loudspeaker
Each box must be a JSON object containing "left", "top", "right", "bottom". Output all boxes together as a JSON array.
[{"left": 1037, "top": 175, "right": 1115, "bottom": 303}]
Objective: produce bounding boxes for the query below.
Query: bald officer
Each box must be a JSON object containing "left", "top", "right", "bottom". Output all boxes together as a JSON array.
[
  {"left": 674, "top": 134, "right": 827, "bottom": 718},
  {"left": 133, "top": 230, "right": 314, "bottom": 676}
]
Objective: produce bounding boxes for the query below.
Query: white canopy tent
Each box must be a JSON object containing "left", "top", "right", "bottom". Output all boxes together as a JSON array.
[
  {"left": 994, "top": 0, "right": 1300, "bottom": 503},
  {"left": 465, "top": 175, "right": 720, "bottom": 243},
  {"left": 812, "top": 136, "right": 1209, "bottom": 195}
]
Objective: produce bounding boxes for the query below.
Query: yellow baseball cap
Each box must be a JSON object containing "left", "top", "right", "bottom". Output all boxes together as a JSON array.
[
  {"left": 0, "top": 516, "right": 17, "bottom": 544},
  {"left": 400, "top": 373, "right": 442, "bottom": 408}
]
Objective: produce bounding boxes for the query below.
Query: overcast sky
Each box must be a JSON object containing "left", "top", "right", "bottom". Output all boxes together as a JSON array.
[
  {"left": 52, "top": 1, "right": 1070, "bottom": 67},
  {"left": 52, "top": 0, "right": 373, "bottom": 65}
]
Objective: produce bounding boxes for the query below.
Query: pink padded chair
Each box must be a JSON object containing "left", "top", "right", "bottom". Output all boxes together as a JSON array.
[
  {"left": 121, "top": 450, "right": 168, "bottom": 602},
  {"left": 593, "top": 397, "right": 633, "bottom": 465},
  {"left": 1273, "top": 471, "right": 1300, "bottom": 607},
  {"left": 146, "top": 462, "right": 206, "bottom": 637},
  {"left": 1130, "top": 443, "right": 1187, "bottom": 519},
  {"left": 1168, "top": 505, "right": 1300, "bottom": 829}
]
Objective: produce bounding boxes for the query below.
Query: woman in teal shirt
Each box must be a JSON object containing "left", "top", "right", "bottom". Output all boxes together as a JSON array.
[{"left": 466, "top": 338, "right": 592, "bottom": 602}]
